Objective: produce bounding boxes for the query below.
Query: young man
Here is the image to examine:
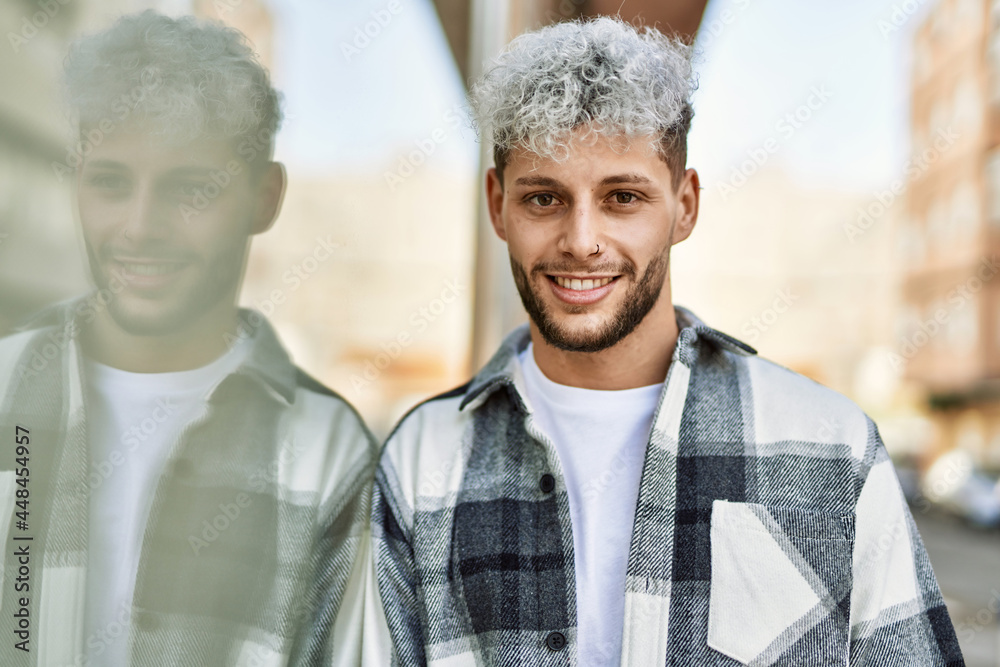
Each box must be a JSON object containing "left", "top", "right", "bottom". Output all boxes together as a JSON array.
[
  {"left": 371, "top": 17, "right": 964, "bottom": 666},
  {"left": 0, "top": 12, "right": 375, "bottom": 666}
]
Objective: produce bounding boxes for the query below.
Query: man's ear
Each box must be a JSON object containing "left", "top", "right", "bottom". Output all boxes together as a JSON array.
[
  {"left": 485, "top": 167, "right": 507, "bottom": 242},
  {"left": 670, "top": 168, "right": 700, "bottom": 246},
  {"left": 251, "top": 162, "right": 287, "bottom": 235}
]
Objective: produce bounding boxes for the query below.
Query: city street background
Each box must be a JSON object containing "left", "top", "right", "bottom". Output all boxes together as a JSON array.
[{"left": 1, "top": 0, "right": 998, "bottom": 662}]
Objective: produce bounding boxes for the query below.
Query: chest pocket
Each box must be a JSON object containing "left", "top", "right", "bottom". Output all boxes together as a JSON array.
[{"left": 708, "top": 500, "right": 854, "bottom": 666}]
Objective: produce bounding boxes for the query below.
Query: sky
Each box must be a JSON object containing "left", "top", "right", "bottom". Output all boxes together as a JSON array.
[{"left": 267, "top": 0, "right": 931, "bottom": 193}]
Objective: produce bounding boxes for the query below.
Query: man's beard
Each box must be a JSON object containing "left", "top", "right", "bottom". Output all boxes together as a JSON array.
[
  {"left": 511, "top": 245, "right": 670, "bottom": 353},
  {"left": 84, "top": 239, "right": 244, "bottom": 337}
]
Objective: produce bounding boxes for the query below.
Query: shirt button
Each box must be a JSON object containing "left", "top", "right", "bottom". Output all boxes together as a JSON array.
[
  {"left": 539, "top": 474, "right": 555, "bottom": 494},
  {"left": 545, "top": 631, "right": 567, "bottom": 651}
]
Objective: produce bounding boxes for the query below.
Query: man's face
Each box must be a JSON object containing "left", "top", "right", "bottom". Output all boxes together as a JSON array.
[
  {"left": 77, "top": 125, "right": 262, "bottom": 336},
  {"left": 487, "top": 131, "right": 697, "bottom": 353}
]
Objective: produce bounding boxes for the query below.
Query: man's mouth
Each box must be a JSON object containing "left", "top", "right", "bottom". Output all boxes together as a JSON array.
[
  {"left": 109, "top": 257, "right": 192, "bottom": 290},
  {"left": 118, "top": 261, "right": 188, "bottom": 276},
  {"left": 546, "top": 274, "right": 620, "bottom": 305},
  {"left": 551, "top": 275, "right": 617, "bottom": 291}
]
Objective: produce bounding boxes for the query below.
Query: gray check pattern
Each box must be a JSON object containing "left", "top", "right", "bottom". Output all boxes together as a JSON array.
[
  {"left": 370, "top": 306, "right": 964, "bottom": 666},
  {"left": 0, "top": 299, "right": 377, "bottom": 666}
]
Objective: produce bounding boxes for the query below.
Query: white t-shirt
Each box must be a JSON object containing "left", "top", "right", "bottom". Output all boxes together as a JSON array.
[
  {"left": 518, "top": 344, "right": 663, "bottom": 666},
  {"left": 81, "top": 341, "right": 249, "bottom": 663}
]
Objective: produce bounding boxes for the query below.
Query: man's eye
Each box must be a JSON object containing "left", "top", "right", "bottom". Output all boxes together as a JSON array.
[
  {"left": 612, "top": 192, "right": 638, "bottom": 204},
  {"left": 89, "top": 174, "right": 128, "bottom": 190},
  {"left": 175, "top": 182, "right": 204, "bottom": 198},
  {"left": 528, "top": 193, "right": 556, "bottom": 207}
]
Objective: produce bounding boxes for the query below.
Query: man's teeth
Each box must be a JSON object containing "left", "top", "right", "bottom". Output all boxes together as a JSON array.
[
  {"left": 121, "top": 262, "right": 183, "bottom": 276},
  {"left": 554, "top": 276, "right": 614, "bottom": 291}
]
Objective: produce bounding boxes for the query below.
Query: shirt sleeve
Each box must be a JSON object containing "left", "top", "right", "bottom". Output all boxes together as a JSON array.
[
  {"left": 369, "top": 459, "right": 428, "bottom": 667},
  {"left": 848, "top": 422, "right": 964, "bottom": 665}
]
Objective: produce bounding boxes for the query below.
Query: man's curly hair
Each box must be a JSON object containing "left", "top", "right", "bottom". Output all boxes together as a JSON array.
[
  {"left": 470, "top": 16, "right": 696, "bottom": 189},
  {"left": 64, "top": 10, "right": 282, "bottom": 164}
]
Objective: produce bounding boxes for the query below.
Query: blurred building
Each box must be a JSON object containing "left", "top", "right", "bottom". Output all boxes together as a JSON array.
[
  {"left": 0, "top": 0, "right": 120, "bottom": 332},
  {"left": 899, "top": 0, "right": 1000, "bottom": 469},
  {"left": 0, "top": 0, "right": 270, "bottom": 333}
]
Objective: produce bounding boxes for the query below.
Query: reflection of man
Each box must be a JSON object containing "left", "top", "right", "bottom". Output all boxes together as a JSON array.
[
  {"left": 371, "top": 17, "right": 963, "bottom": 666},
  {"left": 0, "top": 12, "right": 374, "bottom": 665}
]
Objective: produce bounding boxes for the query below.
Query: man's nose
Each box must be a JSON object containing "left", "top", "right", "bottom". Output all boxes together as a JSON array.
[
  {"left": 121, "top": 182, "right": 170, "bottom": 243},
  {"left": 556, "top": 202, "right": 602, "bottom": 261}
]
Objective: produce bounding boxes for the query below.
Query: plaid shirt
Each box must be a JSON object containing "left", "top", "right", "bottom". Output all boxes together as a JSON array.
[
  {"left": 0, "top": 300, "right": 377, "bottom": 666},
  {"left": 371, "top": 306, "right": 964, "bottom": 666}
]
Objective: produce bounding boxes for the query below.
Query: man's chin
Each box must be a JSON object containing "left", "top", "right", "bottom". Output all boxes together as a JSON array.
[
  {"left": 104, "top": 299, "right": 203, "bottom": 337},
  {"left": 534, "top": 316, "right": 623, "bottom": 353}
]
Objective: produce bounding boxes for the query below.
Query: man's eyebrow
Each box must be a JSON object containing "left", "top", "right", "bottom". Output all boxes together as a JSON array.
[
  {"left": 84, "top": 159, "right": 127, "bottom": 171},
  {"left": 598, "top": 173, "right": 654, "bottom": 187},
  {"left": 512, "top": 175, "right": 562, "bottom": 188},
  {"left": 164, "top": 167, "right": 216, "bottom": 178}
]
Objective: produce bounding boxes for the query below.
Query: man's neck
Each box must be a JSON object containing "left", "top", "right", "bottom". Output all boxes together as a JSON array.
[
  {"left": 81, "top": 307, "right": 240, "bottom": 374},
  {"left": 530, "top": 297, "right": 679, "bottom": 391}
]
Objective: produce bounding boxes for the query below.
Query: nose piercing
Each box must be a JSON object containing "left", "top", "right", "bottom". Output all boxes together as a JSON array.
[{"left": 595, "top": 243, "right": 600, "bottom": 253}]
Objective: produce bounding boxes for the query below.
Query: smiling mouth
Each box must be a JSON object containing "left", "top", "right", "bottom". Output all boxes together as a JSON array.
[
  {"left": 550, "top": 275, "right": 618, "bottom": 291},
  {"left": 119, "top": 261, "right": 188, "bottom": 276}
]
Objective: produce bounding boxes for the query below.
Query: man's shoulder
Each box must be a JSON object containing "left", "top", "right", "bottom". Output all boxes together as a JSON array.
[
  {"left": 738, "top": 353, "right": 874, "bottom": 460},
  {"left": 286, "top": 366, "right": 376, "bottom": 445},
  {"left": 681, "top": 312, "right": 872, "bottom": 449},
  {"left": 0, "top": 313, "right": 75, "bottom": 384},
  {"left": 379, "top": 382, "right": 472, "bottom": 468},
  {"left": 385, "top": 381, "right": 471, "bottom": 441}
]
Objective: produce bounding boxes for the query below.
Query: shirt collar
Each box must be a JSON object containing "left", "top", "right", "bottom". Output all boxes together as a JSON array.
[
  {"left": 27, "top": 297, "right": 299, "bottom": 405},
  {"left": 458, "top": 305, "right": 756, "bottom": 412}
]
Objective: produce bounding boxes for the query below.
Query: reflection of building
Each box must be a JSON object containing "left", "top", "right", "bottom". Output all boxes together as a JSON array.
[
  {"left": 241, "top": 168, "right": 475, "bottom": 435},
  {"left": 192, "top": 0, "right": 274, "bottom": 68},
  {"left": 0, "top": 0, "right": 273, "bottom": 334},
  {"left": 0, "top": 0, "right": 144, "bottom": 332},
  {"left": 674, "top": 166, "right": 902, "bottom": 414},
  {"left": 899, "top": 0, "right": 1000, "bottom": 468}
]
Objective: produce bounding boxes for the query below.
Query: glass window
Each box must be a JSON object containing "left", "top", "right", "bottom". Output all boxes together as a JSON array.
[
  {"left": 951, "top": 180, "right": 981, "bottom": 239},
  {"left": 985, "top": 150, "right": 1000, "bottom": 226}
]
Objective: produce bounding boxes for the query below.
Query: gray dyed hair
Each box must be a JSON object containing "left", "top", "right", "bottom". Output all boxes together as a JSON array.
[
  {"left": 64, "top": 10, "right": 282, "bottom": 164},
  {"left": 470, "top": 16, "right": 696, "bottom": 188}
]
